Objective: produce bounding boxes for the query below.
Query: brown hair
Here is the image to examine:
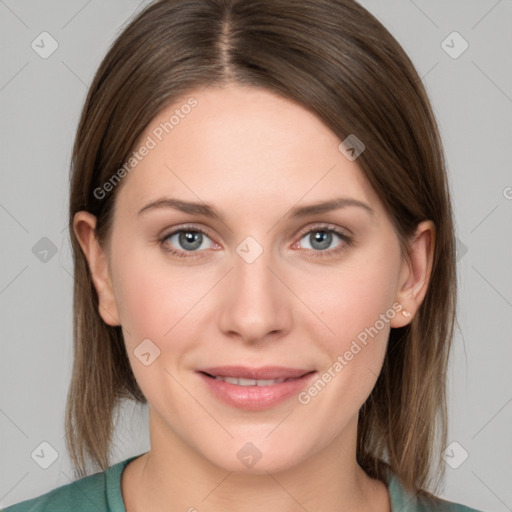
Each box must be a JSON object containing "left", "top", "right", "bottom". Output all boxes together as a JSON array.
[{"left": 66, "top": 0, "right": 456, "bottom": 498}]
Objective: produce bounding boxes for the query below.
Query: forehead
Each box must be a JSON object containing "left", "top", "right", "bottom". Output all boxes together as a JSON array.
[{"left": 114, "top": 84, "right": 383, "bottom": 219}]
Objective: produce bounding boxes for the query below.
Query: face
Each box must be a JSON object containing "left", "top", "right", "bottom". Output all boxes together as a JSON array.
[{"left": 78, "top": 83, "right": 427, "bottom": 474}]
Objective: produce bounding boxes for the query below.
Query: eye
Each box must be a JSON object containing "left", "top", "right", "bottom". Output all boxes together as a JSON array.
[
  {"left": 295, "top": 225, "right": 352, "bottom": 257},
  {"left": 159, "top": 226, "right": 219, "bottom": 258},
  {"left": 158, "top": 224, "right": 353, "bottom": 260}
]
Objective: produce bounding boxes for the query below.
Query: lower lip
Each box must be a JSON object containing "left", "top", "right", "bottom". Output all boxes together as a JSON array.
[{"left": 197, "top": 371, "right": 317, "bottom": 411}]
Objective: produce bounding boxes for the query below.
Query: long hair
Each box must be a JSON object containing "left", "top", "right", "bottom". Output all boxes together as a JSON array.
[{"left": 66, "top": 0, "right": 456, "bottom": 497}]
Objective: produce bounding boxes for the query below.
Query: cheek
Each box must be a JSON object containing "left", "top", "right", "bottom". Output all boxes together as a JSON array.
[
  {"left": 111, "top": 243, "right": 205, "bottom": 351},
  {"left": 295, "top": 238, "right": 401, "bottom": 410},
  {"left": 303, "top": 270, "right": 392, "bottom": 392},
  {"left": 304, "top": 241, "right": 401, "bottom": 350},
  {"left": 111, "top": 251, "right": 209, "bottom": 405}
]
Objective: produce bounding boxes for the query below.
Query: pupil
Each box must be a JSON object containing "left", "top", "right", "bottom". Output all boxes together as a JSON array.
[
  {"left": 311, "top": 230, "right": 331, "bottom": 250},
  {"left": 180, "top": 231, "right": 202, "bottom": 250}
]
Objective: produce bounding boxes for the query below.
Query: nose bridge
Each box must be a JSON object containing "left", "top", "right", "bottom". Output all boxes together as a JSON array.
[
  {"left": 234, "top": 248, "right": 275, "bottom": 302},
  {"left": 218, "top": 239, "right": 290, "bottom": 342}
]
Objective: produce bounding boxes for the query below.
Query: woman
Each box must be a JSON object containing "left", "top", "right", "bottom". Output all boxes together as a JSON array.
[{"left": 4, "top": 0, "right": 484, "bottom": 510}]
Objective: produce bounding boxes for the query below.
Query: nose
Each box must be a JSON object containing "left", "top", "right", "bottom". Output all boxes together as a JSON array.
[{"left": 217, "top": 245, "right": 292, "bottom": 345}]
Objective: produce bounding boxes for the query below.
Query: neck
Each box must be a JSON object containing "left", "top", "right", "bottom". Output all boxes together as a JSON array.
[{"left": 121, "top": 409, "right": 390, "bottom": 512}]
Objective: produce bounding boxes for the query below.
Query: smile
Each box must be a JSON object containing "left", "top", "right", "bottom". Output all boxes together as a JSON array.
[
  {"left": 197, "top": 366, "right": 316, "bottom": 410},
  {"left": 211, "top": 375, "right": 290, "bottom": 386}
]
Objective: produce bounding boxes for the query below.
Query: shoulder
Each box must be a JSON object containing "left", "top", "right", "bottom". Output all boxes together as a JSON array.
[
  {"left": 1, "top": 457, "right": 136, "bottom": 512},
  {"left": 415, "top": 494, "right": 485, "bottom": 512},
  {"left": 414, "top": 493, "right": 485, "bottom": 512},
  {"left": 385, "top": 469, "right": 485, "bottom": 512},
  {"left": 1, "top": 471, "right": 108, "bottom": 512}
]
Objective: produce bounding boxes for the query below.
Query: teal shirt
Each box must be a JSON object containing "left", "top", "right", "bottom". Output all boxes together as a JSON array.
[{"left": 2, "top": 455, "right": 484, "bottom": 511}]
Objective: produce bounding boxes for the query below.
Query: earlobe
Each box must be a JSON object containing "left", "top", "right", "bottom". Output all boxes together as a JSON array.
[
  {"left": 73, "top": 211, "right": 121, "bottom": 326},
  {"left": 391, "top": 220, "right": 435, "bottom": 328}
]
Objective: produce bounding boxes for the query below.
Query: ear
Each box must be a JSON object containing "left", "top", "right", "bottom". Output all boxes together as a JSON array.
[
  {"left": 390, "top": 220, "right": 435, "bottom": 328},
  {"left": 73, "top": 211, "right": 121, "bottom": 326}
]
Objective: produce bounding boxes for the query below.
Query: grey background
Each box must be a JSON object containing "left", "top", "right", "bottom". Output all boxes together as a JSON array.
[{"left": 0, "top": 0, "right": 511, "bottom": 510}]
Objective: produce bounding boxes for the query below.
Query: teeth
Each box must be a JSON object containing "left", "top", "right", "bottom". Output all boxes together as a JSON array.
[{"left": 213, "top": 376, "right": 287, "bottom": 386}]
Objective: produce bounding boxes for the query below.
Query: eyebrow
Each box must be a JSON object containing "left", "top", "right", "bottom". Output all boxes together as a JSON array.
[{"left": 137, "top": 197, "right": 375, "bottom": 220}]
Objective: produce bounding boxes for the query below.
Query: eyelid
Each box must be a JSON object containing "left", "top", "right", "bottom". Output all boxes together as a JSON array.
[
  {"left": 160, "top": 223, "right": 214, "bottom": 240},
  {"left": 294, "top": 222, "right": 352, "bottom": 240}
]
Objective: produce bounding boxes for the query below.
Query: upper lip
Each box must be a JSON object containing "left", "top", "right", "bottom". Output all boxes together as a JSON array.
[{"left": 198, "top": 366, "right": 314, "bottom": 380}]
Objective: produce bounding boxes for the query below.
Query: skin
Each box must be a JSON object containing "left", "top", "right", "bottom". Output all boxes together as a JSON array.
[{"left": 74, "top": 83, "right": 434, "bottom": 512}]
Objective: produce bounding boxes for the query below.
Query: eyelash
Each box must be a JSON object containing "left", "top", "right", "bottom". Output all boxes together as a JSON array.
[{"left": 158, "top": 223, "right": 353, "bottom": 260}]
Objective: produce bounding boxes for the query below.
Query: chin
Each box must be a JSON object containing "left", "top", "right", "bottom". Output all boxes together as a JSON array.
[{"left": 198, "top": 435, "right": 308, "bottom": 475}]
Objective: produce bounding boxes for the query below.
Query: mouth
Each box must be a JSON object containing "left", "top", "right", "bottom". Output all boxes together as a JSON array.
[
  {"left": 202, "top": 374, "right": 298, "bottom": 386},
  {"left": 198, "top": 365, "right": 314, "bottom": 381},
  {"left": 196, "top": 366, "right": 317, "bottom": 410}
]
